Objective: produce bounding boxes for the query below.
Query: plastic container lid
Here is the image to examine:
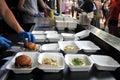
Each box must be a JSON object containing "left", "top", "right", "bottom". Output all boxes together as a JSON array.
[{"left": 90, "top": 55, "right": 120, "bottom": 71}]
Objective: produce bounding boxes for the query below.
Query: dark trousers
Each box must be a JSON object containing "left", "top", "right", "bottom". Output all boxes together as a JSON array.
[
  {"left": 108, "top": 19, "right": 119, "bottom": 37},
  {"left": 91, "top": 18, "right": 100, "bottom": 28}
]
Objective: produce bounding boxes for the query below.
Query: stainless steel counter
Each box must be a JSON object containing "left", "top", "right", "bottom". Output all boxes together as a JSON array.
[
  {"left": 75, "top": 18, "right": 120, "bottom": 52},
  {"left": 87, "top": 25, "right": 120, "bottom": 52}
]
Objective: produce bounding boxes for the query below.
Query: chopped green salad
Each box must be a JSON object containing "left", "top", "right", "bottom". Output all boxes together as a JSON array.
[{"left": 72, "top": 58, "right": 85, "bottom": 66}]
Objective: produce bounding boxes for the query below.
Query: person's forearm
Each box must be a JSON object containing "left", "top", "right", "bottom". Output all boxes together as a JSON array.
[
  {"left": 18, "top": 6, "right": 34, "bottom": 16},
  {"left": 39, "top": 0, "right": 51, "bottom": 11},
  {"left": 45, "top": 4, "right": 52, "bottom": 10},
  {"left": 2, "top": 7, "right": 24, "bottom": 33},
  {"left": 18, "top": 0, "right": 34, "bottom": 16}
]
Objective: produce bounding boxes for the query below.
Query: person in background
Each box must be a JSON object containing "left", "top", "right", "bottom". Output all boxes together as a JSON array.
[
  {"left": 74, "top": 0, "right": 84, "bottom": 18},
  {"left": 105, "top": 0, "right": 120, "bottom": 37},
  {"left": 71, "top": 0, "right": 76, "bottom": 17},
  {"left": 74, "top": 0, "right": 94, "bottom": 19},
  {"left": 61, "top": 0, "right": 67, "bottom": 14},
  {"left": 101, "top": 0, "right": 110, "bottom": 29},
  {"left": 91, "top": 0, "right": 102, "bottom": 28},
  {"left": 0, "top": 0, "right": 35, "bottom": 49},
  {"left": 18, "top": 0, "right": 52, "bottom": 31}
]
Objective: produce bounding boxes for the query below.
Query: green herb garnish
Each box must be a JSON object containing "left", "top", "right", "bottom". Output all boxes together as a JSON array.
[{"left": 72, "top": 58, "right": 84, "bottom": 66}]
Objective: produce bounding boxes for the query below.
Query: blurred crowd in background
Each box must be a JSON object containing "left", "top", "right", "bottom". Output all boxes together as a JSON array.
[{"left": 0, "top": 0, "right": 120, "bottom": 38}]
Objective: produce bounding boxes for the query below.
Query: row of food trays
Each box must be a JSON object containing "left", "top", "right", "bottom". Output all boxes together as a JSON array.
[
  {"left": 6, "top": 52, "right": 120, "bottom": 74},
  {"left": 31, "top": 30, "right": 90, "bottom": 42},
  {"left": 26, "top": 40, "right": 100, "bottom": 53}
]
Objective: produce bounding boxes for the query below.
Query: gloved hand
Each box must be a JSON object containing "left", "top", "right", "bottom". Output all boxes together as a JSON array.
[
  {"left": 54, "top": 11, "right": 59, "bottom": 16},
  {"left": 0, "top": 36, "right": 12, "bottom": 49},
  {"left": 18, "top": 31, "right": 36, "bottom": 42},
  {"left": 34, "top": 13, "right": 40, "bottom": 17}
]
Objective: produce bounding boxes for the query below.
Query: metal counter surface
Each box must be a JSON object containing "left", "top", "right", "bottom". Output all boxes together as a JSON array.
[
  {"left": 81, "top": 25, "right": 120, "bottom": 52},
  {"left": 75, "top": 17, "right": 120, "bottom": 52}
]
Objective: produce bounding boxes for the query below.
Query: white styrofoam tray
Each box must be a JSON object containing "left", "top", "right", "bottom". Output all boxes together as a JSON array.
[
  {"left": 58, "top": 41, "right": 79, "bottom": 54},
  {"left": 74, "top": 30, "right": 90, "bottom": 39},
  {"left": 41, "top": 43, "right": 60, "bottom": 52},
  {"left": 46, "top": 34, "right": 63, "bottom": 42},
  {"left": 55, "top": 20, "right": 67, "bottom": 30},
  {"left": 44, "top": 31, "right": 58, "bottom": 34},
  {"left": 75, "top": 41, "right": 100, "bottom": 53},
  {"left": 55, "top": 16, "right": 64, "bottom": 20},
  {"left": 38, "top": 52, "right": 65, "bottom": 72},
  {"left": 6, "top": 52, "right": 39, "bottom": 74},
  {"left": 61, "top": 33, "right": 77, "bottom": 41},
  {"left": 65, "top": 54, "right": 93, "bottom": 71},
  {"left": 67, "top": 21, "right": 77, "bottom": 30},
  {"left": 31, "top": 31, "right": 45, "bottom": 35},
  {"left": 63, "top": 17, "right": 74, "bottom": 21},
  {"left": 65, "top": 54, "right": 120, "bottom": 71},
  {"left": 90, "top": 55, "right": 120, "bottom": 71},
  {"left": 34, "top": 34, "right": 46, "bottom": 42}
]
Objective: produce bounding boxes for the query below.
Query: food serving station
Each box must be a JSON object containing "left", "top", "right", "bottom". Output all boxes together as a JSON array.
[{"left": 0, "top": 16, "right": 120, "bottom": 80}]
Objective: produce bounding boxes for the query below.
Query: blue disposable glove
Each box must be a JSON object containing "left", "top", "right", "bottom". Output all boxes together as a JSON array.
[
  {"left": 34, "top": 13, "right": 40, "bottom": 17},
  {"left": 0, "top": 36, "right": 12, "bottom": 49},
  {"left": 54, "top": 11, "right": 59, "bottom": 16},
  {"left": 18, "top": 31, "right": 36, "bottom": 42}
]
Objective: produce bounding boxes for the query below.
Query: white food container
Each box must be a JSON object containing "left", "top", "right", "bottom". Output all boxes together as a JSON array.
[
  {"left": 65, "top": 54, "right": 120, "bottom": 71},
  {"left": 90, "top": 55, "right": 120, "bottom": 71},
  {"left": 74, "top": 30, "right": 90, "bottom": 39},
  {"left": 63, "top": 17, "right": 74, "bottom": 21},
  {"left": 61, "top": 33, "right": 79, "bottom": 41},
  {"left": 6, "top": 52, "right": 39, "bottom": 74},
  {"left": 75, "top": 41, "right": 100, "bottom": 53},
  {"left": 55, "top": 16, "right": 64, "bottom": 20},
  {"left": 46, "top": 34, "right": 63, "bottom": 42},
  {"left": 34, "top": 35, "right": 46, "bottom": 42},
  {"left": 58, "top": 41, "right": 79, "bottom": 54},
  {"left": 41, "top": 43, "right": 60, "bottom": 52},
  {"left": 38, "top": 52, "right": 65, "bottom": 72},
  {"left": 44, "top": 31, "right": 58, "bottom": 34},
  {"left": 67, "top": 21, "right": 77, "bottom": 30},
  {"left": 31, "top": 31, "right": 45, "bottom": 35},
  {"left": 55, "top": 20, "right": 67, "bottom": 30},
  {"left": 65, "top": 54, "right": 93, "bottom": 71}
]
